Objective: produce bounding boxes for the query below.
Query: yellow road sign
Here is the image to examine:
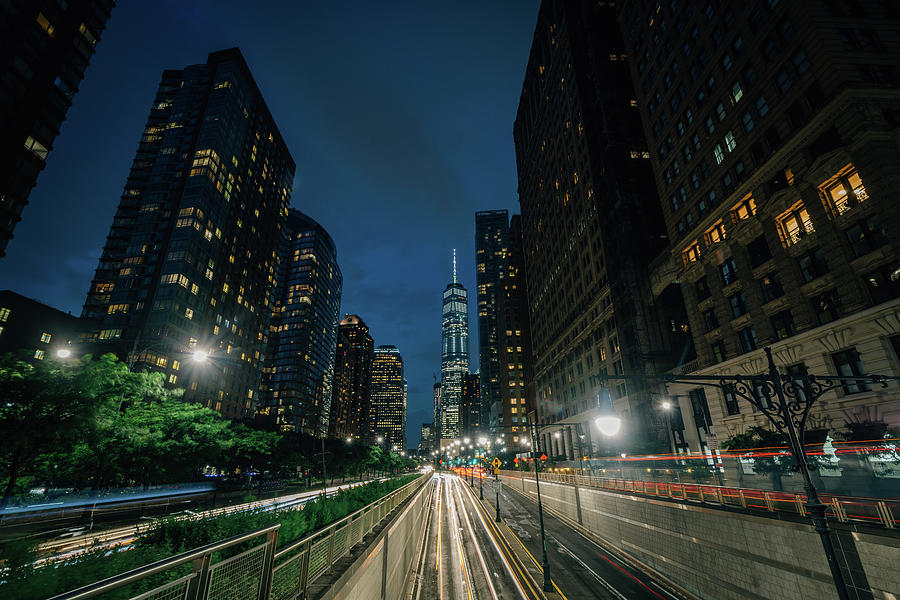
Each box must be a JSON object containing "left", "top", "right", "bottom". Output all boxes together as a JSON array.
[{"left": 491, "top": 457, "right": 501, "bottom": 469}]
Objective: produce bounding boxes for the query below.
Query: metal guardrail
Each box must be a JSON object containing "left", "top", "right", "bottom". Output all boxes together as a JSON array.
[
  {"left": 48, "top": 473, "right": 429, "bottom": 600},
  {"left": 499, "top": 470, "right": 899, "bottom": 529}
]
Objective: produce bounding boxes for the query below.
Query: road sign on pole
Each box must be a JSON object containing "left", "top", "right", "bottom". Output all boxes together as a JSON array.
[{"left": 491, "top": 457, "right": 501, "bottom": 470}]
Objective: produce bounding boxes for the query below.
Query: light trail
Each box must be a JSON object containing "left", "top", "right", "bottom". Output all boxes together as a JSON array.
[
  {"left": 456, "top": 475, "right": 531, "bottom": 600},
  {"left": 448, "top": 478, "right": 474, "bottom": 600},
  {"left": 452, "top": 478, "right": 500, "bottom": 600},
  {"left": 436, "top": 476, "right": 443, "bottom": 600},
  {"left": 28, "top": 477, "right": 387, "bottom": 566}
]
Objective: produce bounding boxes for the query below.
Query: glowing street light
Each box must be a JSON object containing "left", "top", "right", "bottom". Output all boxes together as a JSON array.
[
  {"left": 594, "top": 415, "right": 622, "bottom": 437},
  {"left": 191, "top": 349, "right": 208, "bottom": 363},
  {"left": 56, "top": 348, "right": 72, "bottom": 358},
  {"left": 661, "top": 400, "right": 672, "bottom": 410},
  {"left": 346, "top": 437, "right": 353, "bottom": 443}
]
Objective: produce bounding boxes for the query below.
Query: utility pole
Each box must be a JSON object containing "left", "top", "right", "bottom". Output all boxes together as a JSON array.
[{"left": 527, "top": 411, "right": 554, "bottom": 593}]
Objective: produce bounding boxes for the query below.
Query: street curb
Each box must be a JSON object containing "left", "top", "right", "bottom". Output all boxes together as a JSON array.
[{"left": 504, "top": 480, "right": 703, "bottom": 600}]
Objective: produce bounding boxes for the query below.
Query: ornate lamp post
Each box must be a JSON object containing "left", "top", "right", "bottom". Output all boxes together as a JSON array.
[{"left": 599, "top": 346, "right": 897, "bottom": 600}]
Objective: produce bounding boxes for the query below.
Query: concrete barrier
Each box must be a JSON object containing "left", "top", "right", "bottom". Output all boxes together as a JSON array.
[
  {"left": 500, "top": 474, "right": 900, "bottom": 600},
  {"left": 316, "top": 475, "right": 434, "bottom": 600}
]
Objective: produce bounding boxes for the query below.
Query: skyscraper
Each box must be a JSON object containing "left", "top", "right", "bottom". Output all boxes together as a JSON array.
[
  {"left": 258, "top": 210, "right": 342, "bottom": 437},
  {"left": 460, "top": 372, "right": 481, "bottom": 440},
  {"left": 432, "top": 381, "right": 442, "bottom": 442},
  {"left": 496, "top": 215, "right": 535, "bottom": 448},
  {"left": 419, "top": 422, "right": 433, "bottom": 455},
  {"left": 329, "top": 328, "right": 352, "bottom": 439},
  {"left": 329, "top": 314, "right": 374, "bottom": 442},
  {"left": 81, "top": 48, "right": 295, "bottom": 420},
  {"left": 0, "top": 0, "right": 114, "bottom": 257},
  {"left": 618, "top": 0, "right": 900, "bottom": 450},
  {"left": 514, "top": 2, "right": 684, "bottom": 457},
  {"left": 371, "top": 345, "right": 405, "bottom": 449},
  {"left": 440, "top": 250, "right": 469, "bottom": 441},
  {"left": 475, "top": 210, "right": 509, "bottom": 432}
]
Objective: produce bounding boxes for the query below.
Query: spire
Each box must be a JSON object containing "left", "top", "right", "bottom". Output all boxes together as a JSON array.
[{"left": 452, "top": 248, "right": 457, "bottom": 283}]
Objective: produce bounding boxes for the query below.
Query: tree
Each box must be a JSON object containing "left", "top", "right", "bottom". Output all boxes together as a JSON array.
[
  {"left": 223, "top": 422, "right": 281, "bottom": 478},
  {"left": 721, "top": 426, "right": 792, "bottom": 491},
  {"left": 0, "top": 353, "right": 115, "bottom": 507}
]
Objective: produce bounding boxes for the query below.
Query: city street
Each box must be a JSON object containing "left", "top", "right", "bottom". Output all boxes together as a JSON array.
[
  {"left": 479, "top": 474, "right": 683, "bottom": 600},
  {"left": 413, "top": 473, "right": 540, "bottom": 600}
]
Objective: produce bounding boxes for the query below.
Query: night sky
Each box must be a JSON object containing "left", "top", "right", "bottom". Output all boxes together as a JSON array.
[{"left": 0, "top": 1, "right": 540, "bottom": 446}]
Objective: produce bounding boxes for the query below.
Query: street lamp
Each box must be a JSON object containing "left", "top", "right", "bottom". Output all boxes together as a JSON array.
[
  {"left": 191, "top": 349, "right": 208, "bottom": 363},
  {"left": 593, "top": 415, "right": 622, "bottom": 436},
  {"left": 660, "top": 400, "right": 677, "bottom": 458},
  {"left": 56, "top": 348, "right": 72, "bottom": 358},
  {"left": 577, "top": 433, "right": 586, "bottom": 477},
  {"left": 598, "top": 346, "right": 899, "bottom": 600}
]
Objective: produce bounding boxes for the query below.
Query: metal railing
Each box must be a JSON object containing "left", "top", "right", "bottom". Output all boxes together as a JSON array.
[
  {"left": 500, "top": 470, "right": 899, "bottom": 529},
  {"left": 49, "top": 473, "right": 429, "bottom": 600}
]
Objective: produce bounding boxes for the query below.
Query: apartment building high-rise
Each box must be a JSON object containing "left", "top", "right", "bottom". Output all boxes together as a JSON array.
[
  {"left": 496, "top": 215, "right": 535, "bottom": 448},
  {"left": 371, "top": 345, "right": 405, "bottom": 449},
  {"left": 329, "top": 314, "right": 374, "bottom": 442},
  {"left": 0, "top": 0, "right": 114, "bottom": 257},
  {"left": 475, "top": 210, "right": 509, "bottom": 432},
  {"left": 515, "top": 1, "right": 685, "bottom": 457},
  {"left": 618, "top": 0, "right": 900, "bottom": 450},
  {"left": 258, "top": 210, "right": 342, "bottom": 437},
  {"left": 81, "top": 48, "right": 295, "bottom": 420},
  {"left": 440, "top": 250, "right": 469, "bottom": 441},
  {"left": 460, "top": 372, "right": 482, "bottom": 440}
]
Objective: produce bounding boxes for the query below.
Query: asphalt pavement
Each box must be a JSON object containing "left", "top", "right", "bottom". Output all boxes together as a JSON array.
[
  {"left": 413, "top": 473, "right": 543, "bottom": 600},
  {"left": 480, "top": 474, "right": 685, "bottom": 600}
]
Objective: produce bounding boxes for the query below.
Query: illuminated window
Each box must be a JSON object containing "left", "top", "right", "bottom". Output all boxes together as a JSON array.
[
  {"left": 185, "top": 308, "right": 194, "bottom": 320},
  {"left": 731, "top": 194, "right": 757, "bottom": 223},
  {"left": 820, "top": 165, "right": 867, "bottom": 216},
  {"left": 0, "top": 308, "right": 10, "bottom": 322},
  {"left": 40, "top": 332, "right": 52, "bottom": 343},
  {"left": 777, "top": 201, "right": 814, "bottom": 246},
  {"left": 704, "top": 220, "right": 726, "bottom": 246},
  {"left": 34, "top": 350, "right": 45, "bottom": 360},
  {"left": 24, "top": 136, "right": 49, "bottom": 160},
  {"left": 682, "top": 241, "right": 701, "bottom": 265},
  {"left": 36, "top": 12, "right": 54, "bottom": 36},
  {"left": 714, "top": 144, "right": 724, "bottom": 164},
  {"left": 78, "top": 23, "right": 97, "bottom": 46},
  {"left": 724, "top": 131, "right": 736, "bottom": 152}
]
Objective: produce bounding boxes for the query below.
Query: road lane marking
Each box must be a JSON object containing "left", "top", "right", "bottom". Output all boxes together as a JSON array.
[
  {"left": 454, "top": 481, "right": 500, "bottom": 600},
  {"left": 460, "top": 479, "right": 531, "bottom": 600}
]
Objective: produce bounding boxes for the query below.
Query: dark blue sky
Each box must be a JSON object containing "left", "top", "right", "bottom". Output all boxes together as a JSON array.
[{"left": 0, "top": 1, "right": 540, "bottom": 446}]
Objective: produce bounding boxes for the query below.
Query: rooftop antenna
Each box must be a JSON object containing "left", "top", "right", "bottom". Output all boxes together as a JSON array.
[{"left": 452, "top": 248, "right": 457, "bottom": 284}]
